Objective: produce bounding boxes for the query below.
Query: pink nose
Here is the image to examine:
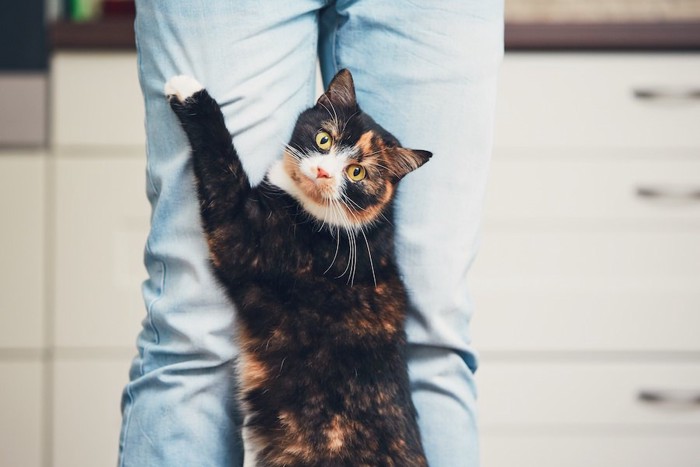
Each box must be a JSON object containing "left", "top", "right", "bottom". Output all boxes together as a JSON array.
[{"left": 316, "top": 167, "right": 331, "bottom": 179}]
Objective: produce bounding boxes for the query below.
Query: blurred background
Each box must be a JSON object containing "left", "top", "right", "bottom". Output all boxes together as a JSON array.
[{"left": 1, "top": 0, "right": 699, "bottom": 466}]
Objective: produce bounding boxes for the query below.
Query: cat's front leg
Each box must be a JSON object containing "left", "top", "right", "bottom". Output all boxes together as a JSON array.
[
  {"left": 164, "top": 75, "right": 206, "bottom": 104},
  {"left": 165, "top": 75, "right": 251, "bottom": 230}
]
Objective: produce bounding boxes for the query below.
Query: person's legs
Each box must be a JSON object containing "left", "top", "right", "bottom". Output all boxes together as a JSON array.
[
  {"left": 119, "top": 2, "right": 321, "bottom": 465},
  {"left": 319, "top": 1, "right": 503, "bottom": 465}
]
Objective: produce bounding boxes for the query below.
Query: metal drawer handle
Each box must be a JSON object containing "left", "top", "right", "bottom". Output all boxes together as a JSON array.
[
  {"left": 638, "top": 389, "right": 700, "bottom": 405},
  {"left": 636, "top": 185, "right": 700, "bottom": 200},
  {"left": 633, "top": 88, "right": 700, "bottom": 100}
]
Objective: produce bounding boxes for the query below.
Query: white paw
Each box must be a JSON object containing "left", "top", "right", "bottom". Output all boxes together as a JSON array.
[{"left": 164, "top": 75, "right": 204, "bottom": 102}]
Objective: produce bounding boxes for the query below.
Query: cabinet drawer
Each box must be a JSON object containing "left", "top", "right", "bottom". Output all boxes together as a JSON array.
[
  {"left": 478, "top": 361, "right": 700, "bottom": 427},
  {"left": 470, "top": 231, "right": 700, "bottom": 351},
  {"left": 482, "top": 432, "right": 700, "bottom": 467},
  {"left": 485, "top": 149, "right": 700, "bottom": 226},
  {"left": 54, "top": 154, "right": 149, "bottom": 348},
  {"left": 51, "top": 52, "right": 144, "bottom": 146},
  {"left": 496, "top": 53, "right": 700, "bottom": 148}
]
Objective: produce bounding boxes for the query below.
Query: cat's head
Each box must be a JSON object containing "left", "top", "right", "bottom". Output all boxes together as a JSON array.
[{"left": 269, "top": 69, "right": 432, "bottom": 231}]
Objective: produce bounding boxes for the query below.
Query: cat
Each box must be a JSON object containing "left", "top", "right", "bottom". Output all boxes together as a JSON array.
[{"left": 165, "top": 69, "right": 431, "bottom": 467}]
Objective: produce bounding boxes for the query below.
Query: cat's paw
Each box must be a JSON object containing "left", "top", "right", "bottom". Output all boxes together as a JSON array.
[{"left": 164, "top": 75, "right": 204, "bottom": 103}]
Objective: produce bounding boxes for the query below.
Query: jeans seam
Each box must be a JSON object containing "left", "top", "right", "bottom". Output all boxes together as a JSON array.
[
  {"left": 331, "top": 7, "right": 341, "bottom": 74},
  {"left": 141, "top": 239, "right": 164, "bottom": 377},
  {"left": 118, "top": 384, "right": 135, "bottom": 467},
  {"left": 134, "top": 14, "right": 159, "bottom": 199}
]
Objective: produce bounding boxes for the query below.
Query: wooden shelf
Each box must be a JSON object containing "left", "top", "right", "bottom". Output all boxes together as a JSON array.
[
  {"left": 50, "top": 18, "right": 700, "bottom": 51},
  {"left": 506, "top": 21, "right": 700, "bottom": 50},
  {"left": 50, "top": 18, "right": 135, "bottom": 50}
]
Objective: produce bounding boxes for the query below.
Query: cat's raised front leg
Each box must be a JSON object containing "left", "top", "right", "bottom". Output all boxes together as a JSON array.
[{"left": 165, "top": 75, "right": 252, "bottom": 232}]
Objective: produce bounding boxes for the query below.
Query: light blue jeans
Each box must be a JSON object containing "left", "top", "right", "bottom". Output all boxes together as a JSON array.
[{"left": 119, "top": 1, "right": 503, "bottom": 466}]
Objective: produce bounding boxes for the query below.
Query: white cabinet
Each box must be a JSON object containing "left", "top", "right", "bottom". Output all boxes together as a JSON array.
[
  {"left": 494, "top": 54, "right": 700, "bottom": 148},
  {"left": 47, "top": 51, "right": 149, "bottom": 465},
  {"left": 0, "top": 154, "right": 46, "bottom": 349},
  {"left": 53, "top": 153, "right": 149, "bottom": 348},
  {"left": 473, "top": 53, "right": 700, "bottom": 467},
  {"left": 42, "top": 50, "right": 150, "bottom": 467},
  {"left": 481, "top": 434, "right": 700, "bottom": 467},
  {"left": 4, "top": 50, "right": 698, "bottom": 467},
  {"left": 52, "top": 356, "right": 132, "bottom": 467},
  {"left": 0, "top": 361, "right": 43, "bottom": 467},
  {"left": 51, "top": 52, "right": 145, "bottom": 146},
  {"left": 478, "top": 361, "right": 700, "bottom": 427}
]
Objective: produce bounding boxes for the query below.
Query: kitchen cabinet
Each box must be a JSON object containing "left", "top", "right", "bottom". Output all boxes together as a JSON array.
[
  {"left": 3, "top": 49, "right": 698, "bottom": 466},
  {"left": 473, "top": 53, "right": 700, "bottom": 466}
]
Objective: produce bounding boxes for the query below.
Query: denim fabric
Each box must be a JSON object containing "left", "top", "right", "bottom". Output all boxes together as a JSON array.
[{"left": 119, "top": 1, "right": 503, "bottom": 465}]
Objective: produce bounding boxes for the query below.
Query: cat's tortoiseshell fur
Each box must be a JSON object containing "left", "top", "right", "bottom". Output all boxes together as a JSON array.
[{"left": 167, "top": 70, "right": 431, "bottom": 467}]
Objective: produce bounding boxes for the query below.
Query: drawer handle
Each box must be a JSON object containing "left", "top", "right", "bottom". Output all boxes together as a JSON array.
[
  {"left": 636, "top": 186, "right": 700, "bottom": 201},
  {"left": 638, "top": 389, "right": 700, "bottom": 405},
  {"left": 633, "top": 87, "right": 700, "bottom": 100}
]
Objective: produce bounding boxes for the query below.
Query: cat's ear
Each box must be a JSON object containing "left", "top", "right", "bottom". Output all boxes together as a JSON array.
[
  {"left": 391, "top": 148, "right": 432, "bottom": 180},
  {"left": 317, "top": 69, "right": 357, "bottom": 110}
]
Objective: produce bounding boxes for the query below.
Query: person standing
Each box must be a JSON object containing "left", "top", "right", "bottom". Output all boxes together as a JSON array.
[{"left": 118, "top": 1, "right": 503, "bottom": 465}]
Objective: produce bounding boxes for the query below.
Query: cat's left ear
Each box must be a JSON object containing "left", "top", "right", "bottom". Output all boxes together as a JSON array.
[
  {"left": 317, "top": 69, "right": 357, "bottom": 110},
  {"left": 391, "top": 148, "right": 433, "bottom": 181}
]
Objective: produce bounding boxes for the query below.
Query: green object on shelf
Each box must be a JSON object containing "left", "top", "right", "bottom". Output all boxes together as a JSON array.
[{"left": 67, "top": 0, "right": 101, "bottom": 22}]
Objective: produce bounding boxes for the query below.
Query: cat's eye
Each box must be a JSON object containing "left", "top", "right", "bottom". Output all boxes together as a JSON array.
[
  {"left": 315, "top": 131, "right": 332, "bottom": 150},
  {"left": 346, "top": 164, "right": 366, "bottom": 182}
]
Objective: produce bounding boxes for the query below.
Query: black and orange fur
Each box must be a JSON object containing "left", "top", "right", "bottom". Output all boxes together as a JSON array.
[{"left": 167, "top": 70, "right": 431, "bottom": 467}]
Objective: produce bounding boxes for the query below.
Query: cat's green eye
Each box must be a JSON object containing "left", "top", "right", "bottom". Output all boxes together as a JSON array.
[
  {"left": 315, "top": 131, "right": 332, "bottom": 150},
  {"left": 346, "top": 164, "right": 366, "bottom": 182}
]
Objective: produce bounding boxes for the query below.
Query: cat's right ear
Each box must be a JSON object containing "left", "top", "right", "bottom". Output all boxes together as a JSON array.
[
  {"left": 390, "top": 148, "right": 433, "bottom": 181},
  {"left": 316, "top": 69, "right": 358, "bottom": 110}
]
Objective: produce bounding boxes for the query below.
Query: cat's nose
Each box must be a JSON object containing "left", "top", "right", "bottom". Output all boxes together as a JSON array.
[{"left": 316, "top": 167, "right": 331, "bottom": 179}]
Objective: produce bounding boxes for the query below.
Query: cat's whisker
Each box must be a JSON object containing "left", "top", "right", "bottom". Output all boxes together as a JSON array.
[
  {"left": 338, "top": 244, "right": 352, "bottom": 281},
  {"left": 332, "top": 201, "right": 355, "bottom": 282},
  {"left": 323, "top": 225, "right": 342, "bottom": 276},
  {"left": 351, "top": 230, "right": 359, "bottom": 286},
  {"left": 346, "top": 228, "right": 356, "bottom": 286},
  {"left": 341, "top": 191, "right": 388, "bottom": 229},
  {"left": 360, "top": 228, "right": 377, "bottom": 288},
  {"left": 333, "top": 197, "right": 361, "bottom": 286},
  {"left": 283, "top": 142, "right": 308, "bottom": 158},
  {"left": 340, "top": 193, "right": 364, "bottom": 213},
  {"left": 277, "top": 357, "right": 287, "bottom": 377},
  {"left": 283, "top": 144, "right": 305, "bottom": 162}
]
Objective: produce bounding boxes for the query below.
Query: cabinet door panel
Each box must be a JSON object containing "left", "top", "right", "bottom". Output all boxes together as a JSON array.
[
  {"left": 496, "top": 54, "right": 700, "bottom": 148},
  {"left": 478, "top": 361, "right": 700, "bottom": 427},
  {"left": 52, "top": 357, "right": 131, "bottom": 467},
  {"left": 54, "top": 156, "right": 149, "bottom": 348},
  {"left": 471, "top": 230, "right": 700, "bottom": 351},
  {"left": 0, "top": 361, "right": 43, "bottom": 467},
  {"left": 0, "top": 154, "right": 45, "bottom": 348},
  {"left": 485, "top": 150, "right": 700, "bottom": 226},
  {"left": 51, "top": 52, "right": 144, "bottom": 146},
  {"left": 482, "top": 432, "right": 700, "bottom": 467}
]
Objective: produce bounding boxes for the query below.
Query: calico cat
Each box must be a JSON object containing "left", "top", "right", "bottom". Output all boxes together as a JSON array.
[{"left": 165, "top": 69, "right": 431, "bottom": 467}]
